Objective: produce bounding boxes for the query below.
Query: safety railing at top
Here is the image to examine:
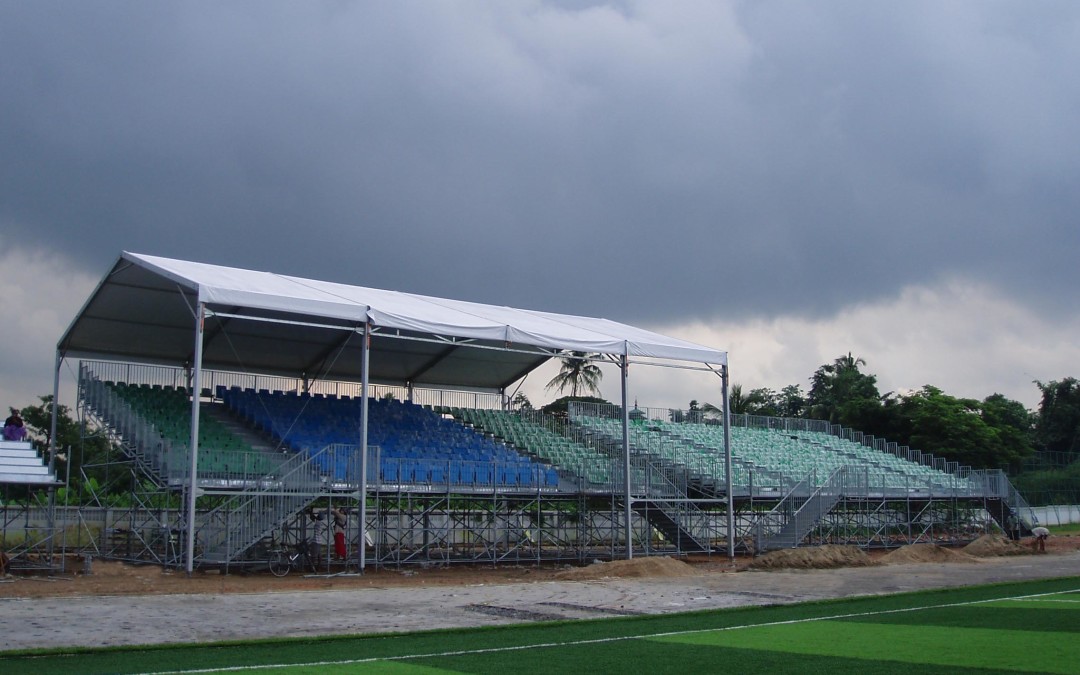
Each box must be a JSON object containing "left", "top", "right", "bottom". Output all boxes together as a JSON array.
[{"left": 82, "top": 360, "right": 507, "bottom": 411}]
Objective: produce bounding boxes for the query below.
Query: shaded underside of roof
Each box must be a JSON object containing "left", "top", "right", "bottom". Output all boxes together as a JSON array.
[{"left": 57, "top": 253, "right": 726, "bottom": 392}]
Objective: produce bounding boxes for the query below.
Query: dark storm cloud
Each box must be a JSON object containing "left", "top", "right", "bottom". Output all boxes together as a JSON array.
[{"left": 2, "top": 2, "right": 1078, "bottom": 324}]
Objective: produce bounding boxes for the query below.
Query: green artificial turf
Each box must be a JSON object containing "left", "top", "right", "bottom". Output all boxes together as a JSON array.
[{"left": 2, "top": 577, "right": 1077, "bottom": 675}]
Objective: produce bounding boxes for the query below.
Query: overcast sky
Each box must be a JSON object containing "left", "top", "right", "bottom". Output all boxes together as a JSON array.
[{"left": 2, "top": 1, "right": 1078, "bottom": 415}]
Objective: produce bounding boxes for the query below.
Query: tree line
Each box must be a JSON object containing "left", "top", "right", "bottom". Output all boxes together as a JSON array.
[{"left": 700, "top": 354, "right": 1080, "bottom": 503}]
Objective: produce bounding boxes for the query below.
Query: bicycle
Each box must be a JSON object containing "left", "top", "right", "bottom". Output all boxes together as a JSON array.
[{"left": 268, "top": 540, "right": 317, "bottom": 577}]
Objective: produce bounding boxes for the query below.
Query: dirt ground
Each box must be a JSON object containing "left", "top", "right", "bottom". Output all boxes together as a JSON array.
[{"left": 3, "top": 534, "right": 1078, "bottom": 600}]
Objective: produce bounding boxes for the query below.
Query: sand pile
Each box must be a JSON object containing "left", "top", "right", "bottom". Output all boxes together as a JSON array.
[
  {"left": 555, "top": 556, "right": 698, "bottom": 580},
  {"left": 882, "top": 544, "right": 978, "bottom": 564},
  {"left": 963, "top": 534, "right": 1032, "bottom": 557},
  {"left": 749, "top": 545, "right": 874, "bottom": 570}
]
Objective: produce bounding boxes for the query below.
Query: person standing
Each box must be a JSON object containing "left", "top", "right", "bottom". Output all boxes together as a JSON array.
[
  {"left": 330, "top": 507, "right": 348, "bottom": 560},
  {"left": 307, "top": 510, "right": 328, "bottom": 567}
]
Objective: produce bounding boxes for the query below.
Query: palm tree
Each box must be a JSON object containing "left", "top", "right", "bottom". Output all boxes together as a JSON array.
[
  {"left": 834, "top": 352, "right": 866, "bottom": 374},
  {"left": 808, "top": 352, "right": 878, "bottom": 423},
  {"left": 701, "top": 384, "right": 762, "bottom": 417},
  {"left": 546, "top": 352, "right": 603, "bottom": 397}
]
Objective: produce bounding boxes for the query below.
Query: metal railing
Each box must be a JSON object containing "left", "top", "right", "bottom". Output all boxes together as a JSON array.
[
  {"left": 756, "top": 466, "right": 845, "bottom": 551},
  {"left": 82, "top": 359, "right": 506, "bottom": 410}
]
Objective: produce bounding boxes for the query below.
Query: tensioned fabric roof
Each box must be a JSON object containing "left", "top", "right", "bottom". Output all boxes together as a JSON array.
[{"left": 58, "top": 252, "right": 726, "bottom": 392}]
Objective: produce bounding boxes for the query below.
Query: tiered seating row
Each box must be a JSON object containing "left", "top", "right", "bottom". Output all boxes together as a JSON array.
[
  {"left": 220, "top": 389, "right": 559, "bottom": 489},
  {"left": 106, "top": 382, "right": 284, "bottom": 477},
  {"left": 450, "top": 408, "right": 616, "bottom": 487},
  {"left": 576, "top": 416, "right": 748, "bottom": 488},
  {"left": 580, "top": 415, "right": 972, "bottom": 491},
  {"left": 793, "top": 430, "right": 967, "bottom": 487}
]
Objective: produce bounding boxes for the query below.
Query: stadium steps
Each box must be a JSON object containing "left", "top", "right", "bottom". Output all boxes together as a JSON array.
[
  {"left": 202, "top": 403, "right": 277, "bottom": 454},
  {"left": 631, "top": 499, "right": 709, "bottom": 552},
  {"left": 197, "top": 489, "right": 319, "bottom": 564},
  {"left": 758, "top": 468, "right": 845, "bottom": 552},
  {"left": 0, "top": 440, "right": 61, "bottom": 486},
  {"left": 985, "top": 497, "right": 1035, "bottom": 540}
]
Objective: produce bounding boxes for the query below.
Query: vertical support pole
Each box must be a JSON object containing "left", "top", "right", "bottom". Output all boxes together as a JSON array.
[
  {"left": 185, "top": 302, "right": 205, "bottom": 575},
  {"left": 722, "top": 363, "right": 734, "bottom": 560},
  {"left": 47, "top": 350, "right": 62, "bottom": 567},
  {"left": 48, "top": 351, "right": 62, "bottom": 474},
  {"left": 358, "top": 323, "right": 371, "bottom": 573},
  {"left": 621, "top": 351, "right": 632, "bottom": 559}
]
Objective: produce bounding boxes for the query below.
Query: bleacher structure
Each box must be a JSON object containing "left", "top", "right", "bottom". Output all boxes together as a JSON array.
[
  {"left": 18, "top": 252, "right": 1036, "bottom": 572},
  {"left": 0, "top": 438, "right": 63, "bottom": 572},
  {"left": 66, "top": 357, "right": 1036, "bottom": 570}
]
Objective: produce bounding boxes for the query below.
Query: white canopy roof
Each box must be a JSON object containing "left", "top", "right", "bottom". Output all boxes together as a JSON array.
[{"left": 59, "top": 253, "right": 726, "bottom": 391}]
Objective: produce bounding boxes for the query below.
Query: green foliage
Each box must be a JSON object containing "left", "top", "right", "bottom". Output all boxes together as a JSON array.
[
  {"left": 701, "top": 384, "right": 758, "bottom": 418},
  {"left": 700, "top": 384, "right": 806, "bottom": 419},
  {"left": 1011, "top": 459, "right": 1080, "bottom": 505},
  {"left": 1034, "top": 378, "right": 1080, "bottom": 460},
  {"left": 510, "top": 392, "right": 533, "bottom": 411},
  {"left": 807, "top": 352, "right": 881, "bottom": 425},
  {"left": 776, "top": 384, "right": 807, "bottom": 418},
  {"left": 541, "top": 395, "right": 611, "bottom": 419},
  {"left": 545, "top": 352, "right": 603, "bottom": 398},
  {"left": 18, "top": 395, "right": 121, "bottom": 505},
  {"left": 845, "top": 386, "right": 1034, "bottom": 470},
  {"left": 692, "top": 353, "right": 1041, "bottom": 472},
  {"left": 893, "top": 387, "right": 1004, "bottom": 468}
]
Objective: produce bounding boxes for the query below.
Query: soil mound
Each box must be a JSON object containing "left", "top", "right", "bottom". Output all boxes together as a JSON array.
[
  {"left": 555, "top": 556, "right": 698, "bottom": 580},
  {"left": 749, "top": 545, "right": 874, "bottom": 570},
  {"left": 963, "top": 534, "right": 1032, "bottom": 557},
  {"left": 882, "top": 544, "right": 978, "bottom": 564}
]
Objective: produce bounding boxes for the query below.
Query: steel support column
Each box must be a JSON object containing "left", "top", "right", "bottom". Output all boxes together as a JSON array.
[
  {"left": 722, "top": 363, "right": 734, "bottom": 560},
  {"left": 621, "top": 350, "right": 632, "bottom": 559},
  {"left": 358, "top": 322, "right": 371, "bottom": 573},
  {"left": 184, "top": 302, "right": 205, "bottom": 574}
]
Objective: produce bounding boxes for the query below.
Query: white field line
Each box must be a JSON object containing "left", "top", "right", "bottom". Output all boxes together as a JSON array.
[
  {"left": 1010, "top": 597, "right": 1080, "bottom": 603},
  {"left": 139, "top": 588, "right": 1080, "bottom": 675}
]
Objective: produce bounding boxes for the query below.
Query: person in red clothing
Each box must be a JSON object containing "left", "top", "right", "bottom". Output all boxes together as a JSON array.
[{"left": 330, "top": 507, "right": 348, "bottom": 560}]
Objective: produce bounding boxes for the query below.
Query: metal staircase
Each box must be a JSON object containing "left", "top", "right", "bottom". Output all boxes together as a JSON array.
[
  {"left": 575, "top": 419, "right": 713, "bottom": 554},
  {"left": 756, "top": 467, "right": 845, "bottom": 552},
  {"left": 979, "top": 470, "right": 1036, "bottom": 540},
  {"left": 630, "top": 498, "right": 709, "bottom": 552},
  {"left": 196, "top": 452, "right": 330, "bottom": 564}
]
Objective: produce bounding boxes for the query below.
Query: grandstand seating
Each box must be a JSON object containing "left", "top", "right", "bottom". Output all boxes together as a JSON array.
[
  {"left": 104, "top": 382, "right": 284, "bottom": 478},
  {"left": 218, "top": 388, "right": 560, "bottom": 489},
  {"left": 449, "top": 408, "right": 619, "bottom": 487},
  {"left": 574, "top": 415, "right": 974, "bottom": 494},
  {"left": 96, "top": 380, "right": 973, "bottom": 497}
]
